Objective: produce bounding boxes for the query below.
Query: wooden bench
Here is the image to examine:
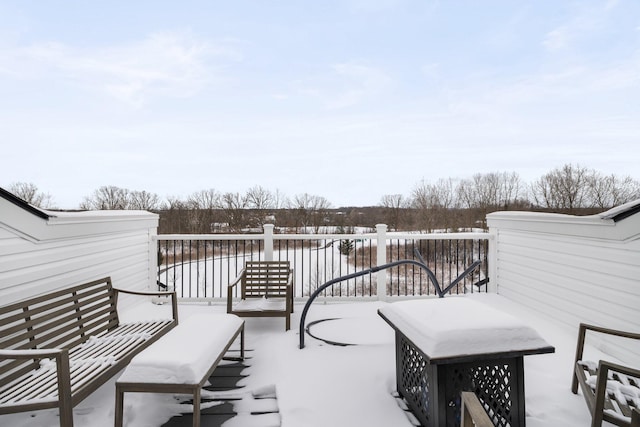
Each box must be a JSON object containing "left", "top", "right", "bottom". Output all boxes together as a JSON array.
[
  {"left": 0, "top": 277, "right": 177, "bottom": 427},
  {"left": 227, "top": 260, "right": 294, "bottom": 330},
  {"left": 115, "top": 313, "right": 244, "bottom": 427},
  {"left": 571, "top": 323, "right": 640, "bottom": 427}
]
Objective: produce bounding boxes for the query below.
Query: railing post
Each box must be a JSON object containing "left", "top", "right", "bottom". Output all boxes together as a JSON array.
[
  {"left": 376, "top": 224, "right": 387, "bottom": 300},
  {"left": 264, "top": 224, "right": 274, "bottom": 261}
]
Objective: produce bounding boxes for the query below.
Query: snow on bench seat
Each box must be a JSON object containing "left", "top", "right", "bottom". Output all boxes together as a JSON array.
[
  {"left": 115, "top": 313, "right": 245, "bottom": 427},
  {"left": 118, "top": 313, "right": 244, "bottom": 385},
  {"left": 378, "top": 296, "right": 551, "bottom": 361}
]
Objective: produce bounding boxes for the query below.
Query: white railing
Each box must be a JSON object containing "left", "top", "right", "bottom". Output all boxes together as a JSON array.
[{"left": 156, "top": 224, "right": 493, "bottom": 301}]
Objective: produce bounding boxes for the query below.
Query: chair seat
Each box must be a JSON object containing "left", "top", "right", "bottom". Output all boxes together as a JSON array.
[
  {"left": 233, "top": 297, "right": 287, "bottom": 312},
  {"left": 577, "top": 360, "right": 640, "bottom": 422},
  {"left": 571, "top": 323, "right": 640, "bottom": 427}
]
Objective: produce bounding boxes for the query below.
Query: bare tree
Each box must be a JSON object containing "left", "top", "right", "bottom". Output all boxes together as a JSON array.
[
  {"left": 497, "top": 172, "right": 527, "bottom": 209},
  {"left": 411, "top": 178, "right": 457, "bottom": 232},
  {"left": 220, "top": 192, "right": 248, "bottom": 232},
  {"left": 80, "top": 186, "right": 129, "bottom": 210},
  {"left": 380, "top": 194, "right": 408, "bottom": 231},
  {"left": 531, "top": 164, "right": 591, "bottom": 212},
  {"left": 245, "top": 185, "right": 279, "bottom": 228},
  {"left": 413, "top": 178, "right": 457, "bottom": 209},
  {"left": 289, "top": 193, "right": 332, "bottom": 233},
  {"left": 128, "top": 190, "right": 161, "bottom": 210},
  {"left": 185, "top": 189, "right": 220, "bottom": 233},
  {"left": 457, "top": 172, "right": 525, "bottom": 210},
  {"left": 159, "top": 196, "right": 192, "bottom": 233},
  {"left": 245, "top": 185, "right": 275, "bottom": 210},
  {"left": 9, "top": 182, "right": 55, "bottom": 208},
  {"left": 587, "top": 173, "right": 640, "bottom": 209},
  {"left": 187, "top": 189, "right": 220, "bottom": 210},
  {"left": 272, "top": 189, "right": 289, "bottom": 209}
]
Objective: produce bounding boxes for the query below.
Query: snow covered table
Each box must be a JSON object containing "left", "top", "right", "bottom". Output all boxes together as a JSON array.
[
  {"left": 114, "top": 313, "right": 244, "bottom": 427},
  {"left": 378, "top": 297, "right": 554, "bottom": 427}
]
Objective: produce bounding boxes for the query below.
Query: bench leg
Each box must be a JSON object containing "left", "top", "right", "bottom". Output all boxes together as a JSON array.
[
  {"left": 55, "top": 350, "right": 74, "bottom": 427},
  {"left": 114, "top": 386, "right": 124, "bottom": 427},
  {"left": 193, "top": 387, "right": 201, "bottom": 427},
  {"left": 240, "top": 326, "right": 245, "bottom": 360},
  {"left": 58, "top": 401, "right": 74, "bottom": 427}
]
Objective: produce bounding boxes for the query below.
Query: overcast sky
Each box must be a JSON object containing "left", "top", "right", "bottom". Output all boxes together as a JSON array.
[{"left": 1, "top": 0, "right": 639, "bottom": 209}]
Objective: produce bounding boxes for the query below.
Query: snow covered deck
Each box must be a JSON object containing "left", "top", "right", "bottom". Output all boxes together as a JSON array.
[{"left": 0, "top": 294, "right": 604, "bottom": 427}]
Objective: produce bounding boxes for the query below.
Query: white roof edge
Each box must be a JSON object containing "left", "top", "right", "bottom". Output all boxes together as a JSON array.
[
  {"left": 486, "top": 210, "right": 612, "bottom": 225},
  {"left": 45, "top": 209, "right": 158, "bottom": 224},
  {"left": 0, "top": 201, "right": 159, "bottom": 242},
  {"left": 486, "top": 200, "right": 640, "bottom": 242},
  {"left": 598, "top": 198, "right": 640, "bottom": 220}
]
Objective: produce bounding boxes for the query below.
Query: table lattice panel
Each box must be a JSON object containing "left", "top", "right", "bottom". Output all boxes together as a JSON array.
[
  {"left": 396, "top": 333, "right": 524, "bottom": 427},
  {"left": 446, "top": 359, "right": 518, "bottom": 427},
  {"left": 397, "top": 335, "right": 432, "bottom": 425}
]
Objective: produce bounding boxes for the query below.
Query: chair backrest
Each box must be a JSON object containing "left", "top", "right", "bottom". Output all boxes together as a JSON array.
[{"left": 242, "top": 261, "right": 292, "bottom": 299}]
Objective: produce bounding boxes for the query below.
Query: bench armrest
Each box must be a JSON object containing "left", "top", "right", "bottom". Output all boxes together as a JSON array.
[
  {"left": 286, "top": 273, "right": 294, "bottom": 313},
  {"left": 114, "top": 288, "right": 179, "bottom": 323},
  {"left": 572, "top": 323, "right": 640, "bottom": 393},
  {"left": 0, "top": 348, "right": 64, "bottom": 359},
  {"left": 228, "top": 269, "right": 245, "bottom": 289},
  {"left": 0, "top": 348, "right": 73, "bottom": 417},
  {"left": 227, "top": 269, "right": 245, "bottom": 313},
  {"left": 113, "top": 288, "right": 174, "bottom": 297}
]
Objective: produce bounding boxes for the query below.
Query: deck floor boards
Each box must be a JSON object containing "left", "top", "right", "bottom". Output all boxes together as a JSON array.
[{"left": 161, "top": 351, "right": 280, "bottom": 427}]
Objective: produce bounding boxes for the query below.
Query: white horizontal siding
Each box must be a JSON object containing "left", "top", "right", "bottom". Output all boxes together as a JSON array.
[
  {"left": 0, "top": 199, "right": 158, "bottom": 310},
  {"left": 488, "top": 208, "right": 640, "bottom": 365}
]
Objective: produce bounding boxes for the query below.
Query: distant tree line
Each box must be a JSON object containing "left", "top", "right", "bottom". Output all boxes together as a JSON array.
[{"left": 8, "top": 164, "right": 640, "bottom": 233}]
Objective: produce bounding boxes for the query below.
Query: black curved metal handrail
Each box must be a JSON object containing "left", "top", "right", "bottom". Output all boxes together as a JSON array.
[
  {"left": 300, "top": 260, "right": 427, "bottom": 348},
  {"left": 298, "top": 250, "right": 482, "bottom": 349}
]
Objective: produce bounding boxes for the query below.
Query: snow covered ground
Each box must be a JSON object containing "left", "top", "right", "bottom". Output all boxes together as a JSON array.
[{"left": 0, "top": 293, "right": 611, "bottom": 426}]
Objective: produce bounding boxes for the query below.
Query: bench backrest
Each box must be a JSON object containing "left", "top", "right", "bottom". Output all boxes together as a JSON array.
[
  {"left": 0, "top": 277, "right": 119, "bottom": 386},
  {"left": 241, "top": 261, "right": 292, "bottom": 299}
]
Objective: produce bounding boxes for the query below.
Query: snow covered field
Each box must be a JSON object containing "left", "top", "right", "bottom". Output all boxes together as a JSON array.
[
  {"left": 159, "top": 244, "right": 377, "bottom": 299},
  {"left": 0, "top": 293, "right": 605, "bottom": 427}
]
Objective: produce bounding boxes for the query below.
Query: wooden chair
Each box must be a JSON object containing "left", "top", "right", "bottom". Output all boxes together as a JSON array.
[
  {"left": 227, "top": 260, "right": 294, "bottom": 330},
  {"left": 571, "top": 323, "right": 640, "bottom": 427},
  {"left": 460, "top": 391, "right": 494, "bottom": 427}
]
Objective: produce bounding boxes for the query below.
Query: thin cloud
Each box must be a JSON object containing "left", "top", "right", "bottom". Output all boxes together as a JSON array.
[
  {"left": 0, "top": 31, "right": 241, "bottom": 107},
  {"left": 295, "top": 62, "right": 393, "bottom": 109},
  {"left": 542, "top": 0, "right": 619, "bottom": 52}
]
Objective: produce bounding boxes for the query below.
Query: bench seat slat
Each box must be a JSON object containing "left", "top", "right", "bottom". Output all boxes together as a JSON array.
[
  {"left": 1, "top": 365, "right": 59, "bottom": 404},
  {"left": 1, "top": 320, "right": 175, "bottom": 407}
]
